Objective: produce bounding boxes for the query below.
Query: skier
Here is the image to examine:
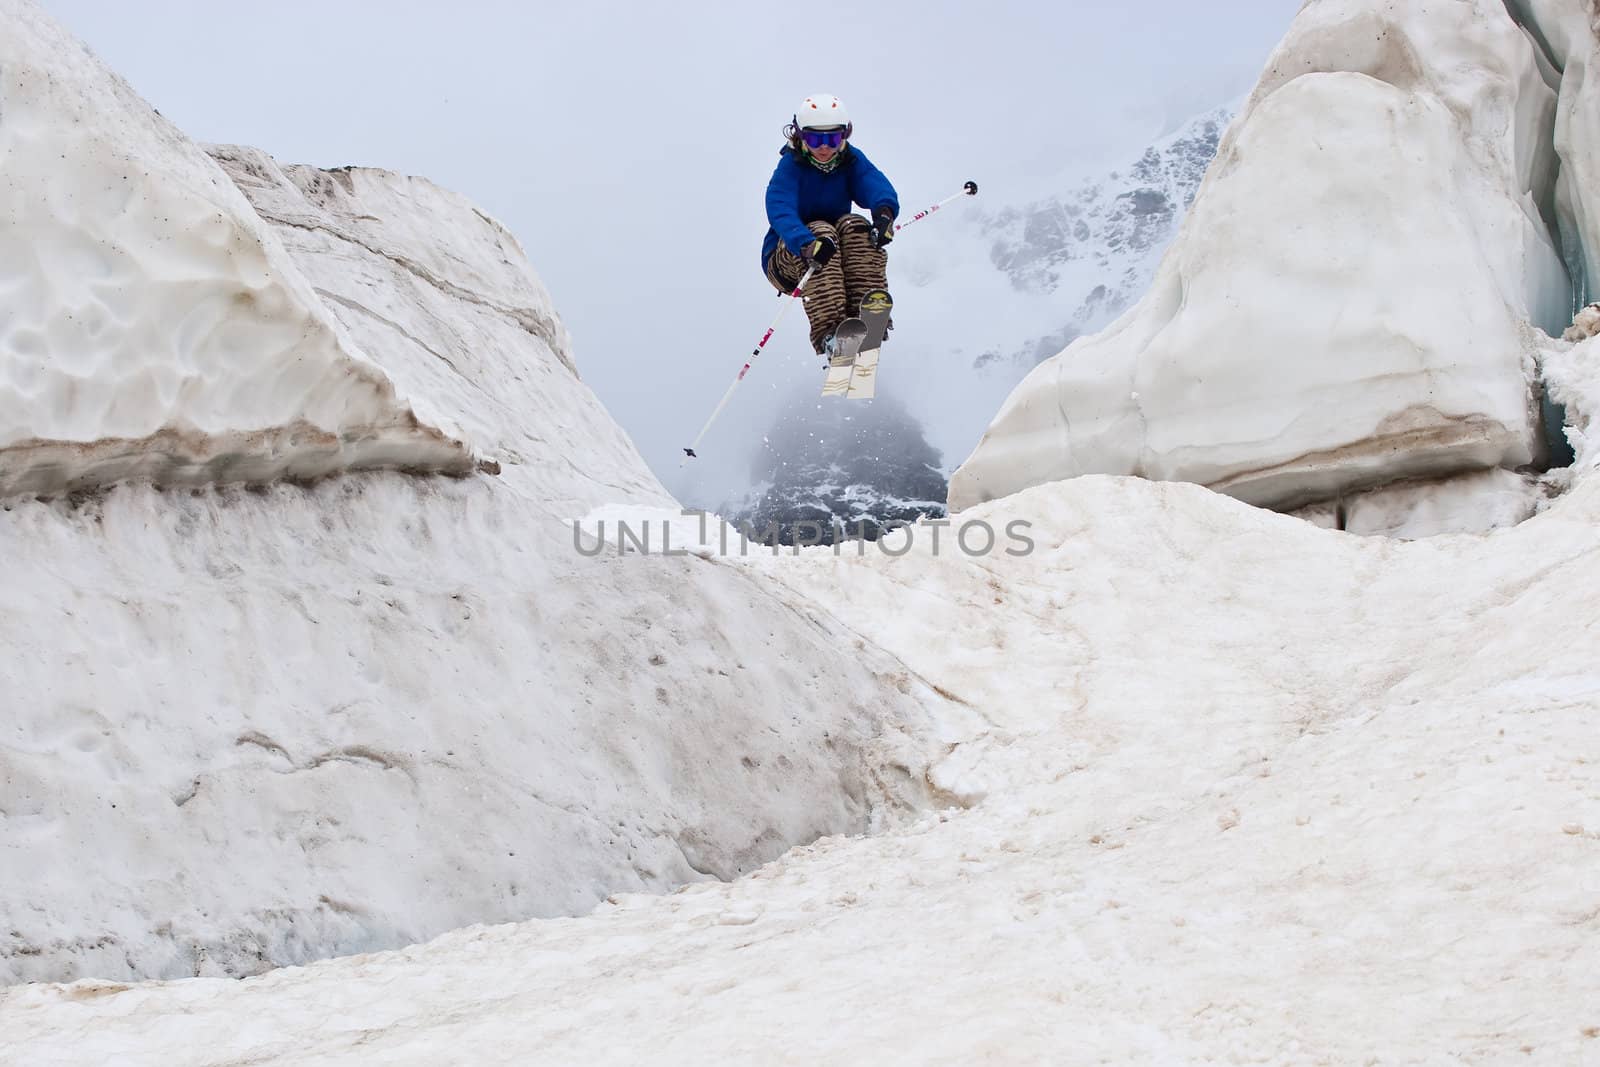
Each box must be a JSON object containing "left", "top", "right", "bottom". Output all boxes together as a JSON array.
[{"left": 761, "top": 94, "right": 899, "bottom": 356}]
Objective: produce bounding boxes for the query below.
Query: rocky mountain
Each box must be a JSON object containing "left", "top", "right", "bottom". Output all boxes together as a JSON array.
[
  {"left": 973, "top": 106, "right": 1231, "bottom": 370},
  {"left": 726, "top": 391, "right": 946, "bottom": 544}
]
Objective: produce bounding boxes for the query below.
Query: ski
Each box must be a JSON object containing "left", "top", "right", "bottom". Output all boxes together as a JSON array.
[
  {"left": 846, "top": 289, "right": 892, "bottom": 400},
  {"left": 819, "top": 317, "right": 868, "bottom": 398}
]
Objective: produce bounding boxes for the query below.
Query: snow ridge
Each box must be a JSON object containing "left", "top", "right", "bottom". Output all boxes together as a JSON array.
[
  {"left": 8, "top": 466, "right": 1600, "bottom": 1062},
  {"left": 0, "top": 0, "right": 478, "bottom": 497},
  {"left": 0, "top": 0, "right": 950, "bottom": 986}
]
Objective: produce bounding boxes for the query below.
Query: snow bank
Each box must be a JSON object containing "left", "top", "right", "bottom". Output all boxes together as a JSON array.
[
  {"left": 949, "top": 0, "right": 1576, "bottom": 515},
  {"left": 0, "top": 0, "right": 474, "bottom": 497},
  {"left": 0, "top": 476, "right": 945, "bottom": 985},
  {"left": 203, "top": 146, "right": 660, "bottom": 515},
  {"left": 7, "top": 467, "right": 1600, "bottom": 1063},
  {"left": 0, "top": 0, "right": 946, "bottom": 984},
  {"left": 1565, "top": 300, "right": 1600, "bottom": 342},
  {"left": 1544, "top": 331, "right": 1600, "bottom": 469}
]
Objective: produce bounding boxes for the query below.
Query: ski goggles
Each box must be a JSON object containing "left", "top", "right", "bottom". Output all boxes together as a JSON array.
[{"left": 800, "top": 128, "right": 846, "bottom": 150}]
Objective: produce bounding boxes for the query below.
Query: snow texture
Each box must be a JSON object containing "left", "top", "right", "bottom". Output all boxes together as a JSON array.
[
  {"left": 7, "top": 0, "right": 1600, "bottom": 1060},
  {"left": 0, "top": 0, "right": 944, "bottom": 985},
  {"left": 948, "top": 0, "right": 1584, "bottom": 515},
  {"left": 1566, "top": 300, "right": 1600, "bottom": 341},
  {"left": 0, "top": 0, "right": 478, "bottom": 496},
  {"left": 7, "top": 462, "right": 1600, "bottom": 1062},
  {"left": 1544, "top": 327, "right": 1600, "bottom": 468},
  {"left": 1289, "top": 466, "right": 1553, "bottom": 537}
]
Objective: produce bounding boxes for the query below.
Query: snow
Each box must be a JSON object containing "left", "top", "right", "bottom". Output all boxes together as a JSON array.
[
  {"left": 0, "top": 0, "right": 944, "bottom": 985},
  {"left": 948, "top": 0, "right": 1579, "bottom": 515},
  {"left": 1295, "top": 311, "right": 1600, "bottom": 539},
  {"left": 7, "top": 470, "right": 1600, "bottom": 1062},
  {"left": 203, "top": 145, "right": 659, "bottom": 516},
  {"left": 0, "top": 472, "right": 946, "bottom": 984},
  {"left": 1289, "top": 467, "right": 1554, "bottom": 538},
  {"left": 1566, "top": 301, "right": 1600, "bottom": 342},
  {"left": 6, "top": 0, "right": 1600, "bottom": 1060},
  {"left": 0, "top": 0, "right": 476, "bottom": 495},
  {"left": 1545, "top": 331, "right": 1600, "bottom": 468}
]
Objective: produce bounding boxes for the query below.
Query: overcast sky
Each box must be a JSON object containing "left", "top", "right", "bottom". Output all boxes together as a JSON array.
[{"left": 39, "top": 0, "right": 1299, "bottom": 505}]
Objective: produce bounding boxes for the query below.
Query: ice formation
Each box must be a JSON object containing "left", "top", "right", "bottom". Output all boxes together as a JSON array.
[
  {"left": 948, "top": 0, "right": 1591, "bottom": 518},
  {"left": 0, "top": 0, "right": 481, "bottom": 496},
  {"left": 1505, "top": 0, "right": 1600, "bottom": 306}
]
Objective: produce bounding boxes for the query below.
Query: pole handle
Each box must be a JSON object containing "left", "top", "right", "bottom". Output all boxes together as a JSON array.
[{"left": 893, "top": 181, "right": 982, "bottom": 235}]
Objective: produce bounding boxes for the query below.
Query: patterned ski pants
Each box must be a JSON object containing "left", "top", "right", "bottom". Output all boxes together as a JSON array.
[{"left": 764, "top": 213, "right": 888, "bottom": 354}]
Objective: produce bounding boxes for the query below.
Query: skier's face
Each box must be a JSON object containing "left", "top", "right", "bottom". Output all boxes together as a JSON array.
[{"left": 801, "top": 127, "right": 846, "bottom": 163}]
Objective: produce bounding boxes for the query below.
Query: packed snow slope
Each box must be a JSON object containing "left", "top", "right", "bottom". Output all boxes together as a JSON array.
[
  {"left": 7, "top": 0, "right": 1600, "bottom": 1056},
  {"left": 949, "top": 0, "right": 1591, "bottom": 517},
  {"left": 0, "top": 0, "right": 475, "bottom": 494},
  {"left": 6, "top": 329, "right": 1600, "bottom": 1059},
  {"left": 0, "top": 0, "right": 942, "bottom": 985}
]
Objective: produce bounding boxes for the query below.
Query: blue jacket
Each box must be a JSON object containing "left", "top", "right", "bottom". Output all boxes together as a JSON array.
[{"left": 761, "top": 144, "right": 899, "bottom": 269}]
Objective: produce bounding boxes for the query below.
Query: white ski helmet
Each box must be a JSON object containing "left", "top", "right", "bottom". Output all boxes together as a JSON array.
[{"left": 795, "top": 93, "right": 851, "bottom": 134}]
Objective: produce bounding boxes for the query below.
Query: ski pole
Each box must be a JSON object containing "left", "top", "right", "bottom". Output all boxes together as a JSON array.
[
  {"left": 893, "top": 180, "right": 978, "bottom": 236},
  {"left": 681, "top": 180, "right": 977, "bottom": 461},
  {"left": 682, "top": 265, "right": 816, "bottom": 460}
]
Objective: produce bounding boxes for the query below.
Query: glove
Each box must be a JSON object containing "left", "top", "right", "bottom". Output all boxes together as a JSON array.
[
  {"left": 801, "top": 235, "right": 837, "bottom": 268},
  {"left": 870, "top": 206, "right": 896, "bottom": 250}
]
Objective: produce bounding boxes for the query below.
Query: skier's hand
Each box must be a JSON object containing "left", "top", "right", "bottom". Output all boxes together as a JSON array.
[
  {"left": 801, "top": 235, "right": 837, "bottom": 268},
  {"left": 870, "top": 207, "right": 897, "bottom": 250}
]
